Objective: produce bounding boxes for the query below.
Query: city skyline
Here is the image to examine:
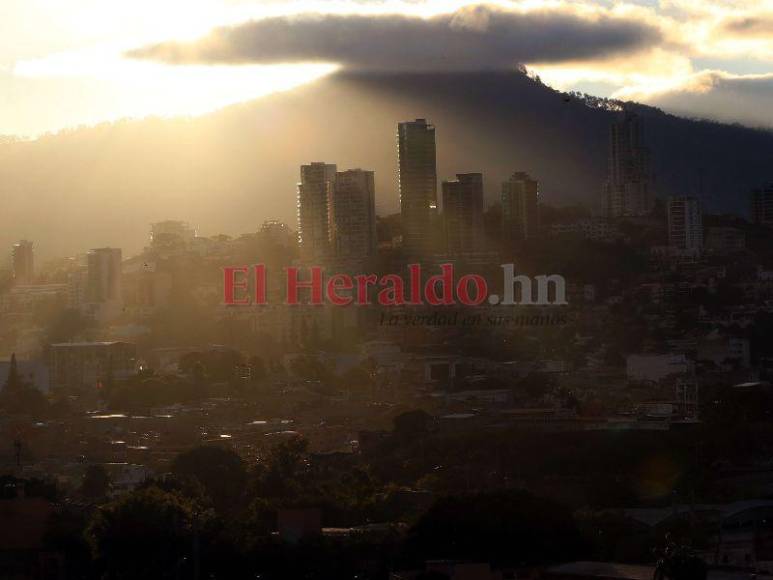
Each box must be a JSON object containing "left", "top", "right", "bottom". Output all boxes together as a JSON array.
[
  {"left": 4, "top": 111, "right": 771, "bottom": 266},
  {"left": 4, "top": 6, "right": 773, "bottom": 580}
]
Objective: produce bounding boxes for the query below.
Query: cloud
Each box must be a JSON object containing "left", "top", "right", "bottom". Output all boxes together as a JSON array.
[
  {"left": 127, "top": 3, "right": 662, "bottom": 71},
  {"left": 530, "top": 47, "right": 694, "bottom": 92},
  {"left": 615, "top": 70, "right": 773, "bottom": 129},
  {"left": 721, "top": 14, "right": 773, "bottom": 36}
]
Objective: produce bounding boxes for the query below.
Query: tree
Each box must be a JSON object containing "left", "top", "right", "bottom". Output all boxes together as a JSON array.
[
  {"left": 251, "top": 436, "right": 316, "bottom": 502},
  {"left": 4, "top": 353, "right": 21, "bottom": 391},
  {"left": 86, "top": 487, "right": 203, "bottom": 579},
  {"left": 171, "top": 446, "right": 247, "bottom": 512},
  {"left": 405, "top": 490, "right": 586, "bottom": 567},
  {"left": 654, "top": 536, "right": 708, "bottom": 580},
  {"left": 393, "top": 410, "right": 432, "bottom": 440},
  {"left": 0, "top": 353, "right": 49, "bottom": 416},
  {"left": 80, "top": 464, "right": 111, "bottom": 500}
]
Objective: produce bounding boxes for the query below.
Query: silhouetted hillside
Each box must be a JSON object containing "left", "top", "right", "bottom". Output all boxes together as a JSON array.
[{"left": 1, "top": 70, "right": 771, "bottom": 260}]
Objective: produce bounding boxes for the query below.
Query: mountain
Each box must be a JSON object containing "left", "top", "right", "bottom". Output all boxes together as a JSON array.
[{"left": 1, "top": 70, "right": 771, "bottom": 261}]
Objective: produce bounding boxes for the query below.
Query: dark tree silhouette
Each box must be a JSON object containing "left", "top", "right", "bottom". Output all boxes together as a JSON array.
[
  {"left": 405, "top": 490, "right": 586, "bottom": 567},
  {"left": 171, "top": 446, "right": 247, "bottom": 512},
  {"left": 81, "top": 465, "right": 111, "bottom": 501},
  {"left": 0, "top": 353, "right": 48, "bottom": 416},
  {"left": 86, "top": 487, "right": 202, "bottom": 580}
]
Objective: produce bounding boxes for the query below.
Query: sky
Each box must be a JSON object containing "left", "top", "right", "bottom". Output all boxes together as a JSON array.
[{"left": 2, "top": 0, "right": 773, "bottom": 137}]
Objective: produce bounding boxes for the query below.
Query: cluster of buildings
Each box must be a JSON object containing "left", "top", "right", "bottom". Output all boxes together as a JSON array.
[
  {"left": 1, "top": 112, "right": 773, "bottom": 505},
  {"left": 298, "top": 164, "right": 377, "bottom": 260},
  {"left": 297, "top": 118, "right": 541, "bottom": 262}
]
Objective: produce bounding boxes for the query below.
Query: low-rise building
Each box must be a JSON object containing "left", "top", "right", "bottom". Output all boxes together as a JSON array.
[
  {"left": 706, "top": 226, "right": 745, "bottom": 254},
  {"left": 49, "top": 341, "right": 137, "bottom": 393},
  {"left": 626, "top": 353, "right": 693, "bottom": 383}
]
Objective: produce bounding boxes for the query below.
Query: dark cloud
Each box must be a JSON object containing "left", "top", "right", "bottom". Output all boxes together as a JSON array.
[
  {"left": 127, "top": 4, "right": 661, "bottom": 71},
  {"left": 721, "top": 14, "right": 773, "bottom": 37},
  {"left": 642, "top": 72, "right": 773, "bottom": 129}
]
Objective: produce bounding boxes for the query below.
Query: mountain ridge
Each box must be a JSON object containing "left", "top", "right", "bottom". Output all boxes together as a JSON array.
[{"left": 1, "top": 69, "right": 771, "bottom": 261}]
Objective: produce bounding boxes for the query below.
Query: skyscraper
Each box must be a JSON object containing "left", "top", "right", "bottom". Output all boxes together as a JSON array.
[
  {"left": 604, "top": 111, "right": 654, "bottom": 218},
  {"left": 667, "top": 197, "right": 703, "bottom": 254},
  {"left": 87, "top": 248, "right": 122, "bottom": 303},
  {"left": 751, "top": 184, "right": 773, "bottom": 227},
  {"left": 442, "top": 173, "right": 484, "bottom": 254},
  {"left": 11, "top": 240, "right": 34, "bottom": 285},
  {"left": 502, "top": 172, "right": 539, "bottom": 242},
  {"left": 298, "top": 162, "right": 336, "bottom": 260},
  {"left": 398, "top": 119, "right": 437, "bottom": 255},
  {"left": 332, "top": 169, "right": 377, "bottom": 259}
]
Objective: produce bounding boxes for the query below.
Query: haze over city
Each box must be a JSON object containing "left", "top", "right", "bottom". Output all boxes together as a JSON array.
[{"left": 2, "top": 3, "right": 773, "bottom": 580}]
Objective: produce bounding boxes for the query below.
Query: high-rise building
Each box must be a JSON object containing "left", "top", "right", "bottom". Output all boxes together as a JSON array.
[
  {"left": 87, "top": 248, "right": 122, "bottom": 303},
  {"left": 502, "top": 172, "right": 540, "bottom": 242},
  {"left": 332, "top": 169, "right": 377, "bottom": 259},
  {"left": 442, "top": 173, "right": 484, "bottom": 254},
  {"left": 298, "top": 162, "right": 336, "bottom": 260},
  {"left": 11, "top": 240, "right": 34, "bottom": 285},
  {"left": 751, "top": 184, "right": 773, "bottom": 227},
  {"left": 604, "top": 111, "right": 654, "bottom": 218},
  {"left": 667, "top": 197, "right": 703, "bottom": 254},
  {"left": 398, "top": 119, "right": 437, "bottom": 255}
]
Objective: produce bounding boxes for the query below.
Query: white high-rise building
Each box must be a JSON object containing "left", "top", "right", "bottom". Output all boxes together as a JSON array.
[
  {"left": 667, "top": 197, "right": 703, "bottom": 255},
  {"left": 332, "top": 169, "right": 377, "bottom": 259},
  {"left": 298, "top": 162, "right": 336, "bottom": 260}
]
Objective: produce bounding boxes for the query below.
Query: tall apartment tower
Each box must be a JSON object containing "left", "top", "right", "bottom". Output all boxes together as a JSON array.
[
  {"left": 398, "top": 119, "right": 437, "bottom": 255},
  {"left": 332, "top": 169, "right": 377, "bottom": 259},
  {"left": 87, "top": 248, "right": 122, "bottom": 303},
  {"left": 11, "top": 240, "right": 34, "bottom": 285},
  {"left": 667, "top": 197, "right": 703, "bottom": 254},
  {"left": 502, "top": 172, "right": 540, "bottom": 242},
  {"left": 604, "top": 111, "right": 654, "bottom": 218},
  {"left": 442, "top": 173, "right": 484, "bottom": 254},
  {"left": 751, "top": 184, "right": 773, "bottom": 227},
  {"left": 298, "top": 162, "right": 337, "bottom": 260}
]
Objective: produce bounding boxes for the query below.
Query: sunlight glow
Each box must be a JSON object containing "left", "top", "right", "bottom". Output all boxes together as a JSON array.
[
  {"left": 3, "top": 0, "right": 773, "bottom": 136},
  {"left": 5, "top": 0, "right": 490, "bottom": 135},
  {"left": 14, "top": 48, "right": 339, "bottom": 126}
]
